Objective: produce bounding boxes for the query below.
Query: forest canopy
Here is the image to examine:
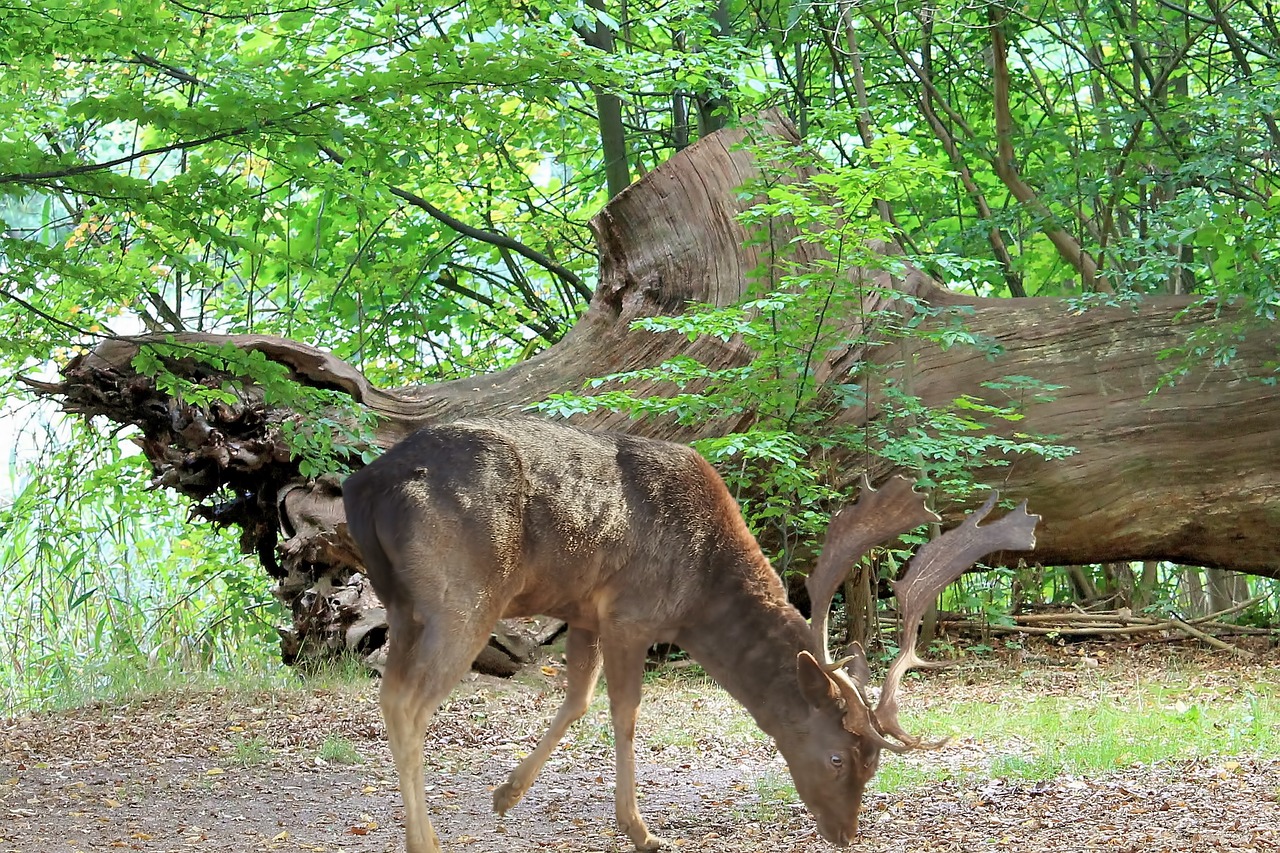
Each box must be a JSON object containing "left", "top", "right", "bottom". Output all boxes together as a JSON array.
[{"left": 4, "top": 0, "right": 1278, "bottom": 373}]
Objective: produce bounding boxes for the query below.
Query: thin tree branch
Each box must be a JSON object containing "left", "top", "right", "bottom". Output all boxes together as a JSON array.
[
  {"left": 914, "top": 4, "right": 1025, "bottom": 297},
  {"left": 129, "top": 51, "right": 203, "bottom": 85},
  {"left": 1, "top": 124, "right": 261, "bottom": 186},
  {"left": 0, "top": 287, "right": 102, "bottom": 338},
  {"left": 1156, "top": 0, "right": 1276, "bottom": 59},
  {"left": 434, "top": 265, "right": 560, "bottom": 342},
  {"left": 837, "top": 1, "right": 894, "bottom": 228},
  {"left": 988, "top": 6, "right": 1105, "bottom": 291},
  {"left": 862, "top": 12, "right": 982, "bottom": 144},
  {"left": 1205, "top": 0, "right": 1280, "bottom": 151},
  {"left": 102, "top": 51, "right": 590, "bottom": 299},
  {"left": 313, "top": 144, "right": 585, "bottom": 295}
]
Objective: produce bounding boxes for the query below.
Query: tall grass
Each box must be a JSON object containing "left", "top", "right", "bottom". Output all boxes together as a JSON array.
[{"left": 1, "top": 420, "right": 283, "bottom": 712}]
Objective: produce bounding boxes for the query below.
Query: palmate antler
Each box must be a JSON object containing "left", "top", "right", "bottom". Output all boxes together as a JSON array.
[
  {"left": 874, "top": 492, "right": 1038, "bottom": 745},
  {"left": 808, "top": 479, "right": 1040, "bottom": 752},
  {"left": 806, "top": 475, "right": 939, "bottom": 668}
]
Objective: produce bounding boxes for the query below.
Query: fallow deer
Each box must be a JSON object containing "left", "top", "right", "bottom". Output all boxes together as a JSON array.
[{"left": 341, "top": 417, "right": 1038, "bottom": 853}]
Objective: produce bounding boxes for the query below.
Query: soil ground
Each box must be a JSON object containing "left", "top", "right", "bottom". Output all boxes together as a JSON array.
[{"left": 2, "top": 641, "right": 1277, "bottom": 853}]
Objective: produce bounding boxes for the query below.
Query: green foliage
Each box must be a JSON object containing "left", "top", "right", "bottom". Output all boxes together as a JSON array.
[
  {"left": 537, "top": 145, "right": 1073, "bottom": 568},
  {"left": 2, "top": 0, "right": 1277, "bottom": 386},
  {"left": 0, "top": 0, "right": 756, "bottom": 385},
  {"left": 0, "top": 424, "right": 284, "bottom": 711}
]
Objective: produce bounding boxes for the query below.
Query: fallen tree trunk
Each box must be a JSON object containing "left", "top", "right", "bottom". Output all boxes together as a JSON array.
[{"left": 28, "top": 114, "right": 1280, "bottom": 670}]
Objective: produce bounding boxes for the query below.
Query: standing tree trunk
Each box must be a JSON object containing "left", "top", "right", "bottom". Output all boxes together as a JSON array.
[
  {"left": 842, "top": 565, "right": 875, "bottom": 652},
  {"left": 1207, "top": 570, "right": 1251, "bottom": 615},
  {"left": 583, "top": 0, "right": 631, "bottom": 199},
  {"left": 28, "top": 113, "right": 1280, "bottom": 670},
  {"left": 695, "top": 0, "right": 734, "bottom": 135},
  {"left": 1135, "top": 561, "right": 1161, "bottom": 610},
  {"left": 1180, "top": 567, "right": 1210, "bottom": 618}
]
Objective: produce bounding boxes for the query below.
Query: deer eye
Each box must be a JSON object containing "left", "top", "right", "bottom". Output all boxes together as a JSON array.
[{"left": 829, "top": 754, "right": 844, "bottom": 768}]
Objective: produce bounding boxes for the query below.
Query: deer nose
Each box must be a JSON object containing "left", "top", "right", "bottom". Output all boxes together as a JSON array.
[
  {"left": 826, "top": 829, "right": 853, "bottom": 847},
  {"left": 817, "top": 818, "right": 856, "bottom": 847}
]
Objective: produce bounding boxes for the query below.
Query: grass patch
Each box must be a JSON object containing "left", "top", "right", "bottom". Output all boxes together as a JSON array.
[
  {"left": 889, "top": 670, "right": 1280, "bottom": 789},
  {"left": 0, "top": 643, "right": 376, "bottom": 721},
  {"left": 0, "top": 441, "right": 291, "bottom": 716},
  {"left": 317, "top": 734, "right": 364, "bottom": 765},
  {"left": 643, "top": 659, "right": 709, "bottom": 684},
  {"left": 752, "top": 771, "right": 795, "bottom": 821},
  {"left": 988, "top": 695, "right": 1267, "bottom": 768},
  {"left": 225, "top": 734, "right": 272, "bottom": 767},
  {"left": 3, "top": 651, "right": 292, "bottom": 715},
  {"left": 296, "top": 653, "right": 379, "bottom": 690},
  {"left": 987, "top": 752, "right": 1061, "bottom": 781},
  {"left": 729, "top": 770, "right": 796, "bottom": 823},
  {"left": 870, "top": 760, "right": 947, "bottom": 794}
]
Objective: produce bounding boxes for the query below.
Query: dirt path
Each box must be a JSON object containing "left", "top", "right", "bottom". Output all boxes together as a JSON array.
[{"left": 2, "top": 645, "right": 1277, "bottom": 852}]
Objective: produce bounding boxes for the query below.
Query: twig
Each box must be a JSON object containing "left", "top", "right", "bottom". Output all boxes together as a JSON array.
[
  {"left": 316, "top": 144, "right": 585, "bottom": 296},
  {"left": 1167, "top": 615, "right": 1256, "bottom": 658},
  {"left": 1187, "top": 594, "right": 1268, "bottom": 625}
]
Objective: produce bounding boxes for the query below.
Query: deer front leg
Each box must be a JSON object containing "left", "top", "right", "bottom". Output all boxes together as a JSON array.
[
  {"left": 601, "top": 634, "right": 664, "bottom": 852},
  {"left": 494, "top": 627, "right": 603, "bottom": 814}
]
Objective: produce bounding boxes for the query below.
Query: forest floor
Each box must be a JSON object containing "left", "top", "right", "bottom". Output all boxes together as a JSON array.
[{"left": 1, "top": 639, "right": 1277, "bottom": 853}]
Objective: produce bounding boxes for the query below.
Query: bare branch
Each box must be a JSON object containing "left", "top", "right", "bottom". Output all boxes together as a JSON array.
[
  {"left": 916, "top": 5, "right": 1026, "bottom": 297},
  {"left": 988, "top": 6, "right": 1105, "bottom": 291},
  {"left": 314, "top": 144, "right": 585, "bottom": 295}
]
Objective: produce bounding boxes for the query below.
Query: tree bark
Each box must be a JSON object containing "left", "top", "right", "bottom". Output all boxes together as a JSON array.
[
  {"left": 27, "top": 113, "right": 1280, "bottom": 670},
  {"left": 583, "top": 0, "right": 631, "bottom": 199}
]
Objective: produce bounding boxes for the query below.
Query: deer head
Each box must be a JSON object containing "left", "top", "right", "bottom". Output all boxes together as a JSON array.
[{"left": 792, "top": 477, "right": 1039, "bottom": 841}]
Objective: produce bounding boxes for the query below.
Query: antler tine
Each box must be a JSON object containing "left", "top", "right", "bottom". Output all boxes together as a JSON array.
[
  {"left": 874, "top": 495, "right": 1039, "bottom": 745},
  {"left": 805, "top": 475, "right": 940, "bottom": 664}
]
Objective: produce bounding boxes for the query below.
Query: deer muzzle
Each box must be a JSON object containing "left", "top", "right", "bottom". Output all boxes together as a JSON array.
[{"left": 815, "top": 811, "right": 858, "bottom": 847}]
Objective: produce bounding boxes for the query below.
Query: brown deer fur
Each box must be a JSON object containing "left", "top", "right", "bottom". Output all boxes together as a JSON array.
[{"left": 342, "top": 417, "right": 1038, "bottom": 852}]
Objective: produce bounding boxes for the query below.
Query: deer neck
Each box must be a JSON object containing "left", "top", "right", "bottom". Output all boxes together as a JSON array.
[{"left": 674, "top": 564, "right": 820, "bottom": 740}]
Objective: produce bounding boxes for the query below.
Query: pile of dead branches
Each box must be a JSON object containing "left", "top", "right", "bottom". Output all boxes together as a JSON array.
[{"left": 940, "top": 596, "right": 1277, "bottom": 659}]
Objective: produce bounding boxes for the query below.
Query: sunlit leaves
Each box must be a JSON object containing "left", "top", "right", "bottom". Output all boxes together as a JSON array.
[{"left": 1, "top": 0, "right": 754, "bottom": 390}]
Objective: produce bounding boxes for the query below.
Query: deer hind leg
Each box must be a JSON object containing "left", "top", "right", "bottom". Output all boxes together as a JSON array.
[
  {"left": 493, "top": 626, "right": 603, "bottom": 815},
  {"left": 601, "top": 632, "right": 665, "bottom": 852},
  {"left": 381, "top": 614, "right": 498, "bottom": 853}
]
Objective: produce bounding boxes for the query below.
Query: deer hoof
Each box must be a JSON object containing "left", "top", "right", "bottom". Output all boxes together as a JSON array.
[
  {"left": 492, "top": 781, "right": 524, "bottom": 815},
  {"left": 634, "top": 834, "right": 665, "bottom": 852}
]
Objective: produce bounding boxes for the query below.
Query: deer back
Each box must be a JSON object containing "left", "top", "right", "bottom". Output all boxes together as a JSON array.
[{"left": 342, "top": 417, "right": 780, "bottom": 630}]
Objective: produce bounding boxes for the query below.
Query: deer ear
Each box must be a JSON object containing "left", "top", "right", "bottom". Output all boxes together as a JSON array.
[{"left": 796, "top": 650, "right": 842, "bottom": 711}]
